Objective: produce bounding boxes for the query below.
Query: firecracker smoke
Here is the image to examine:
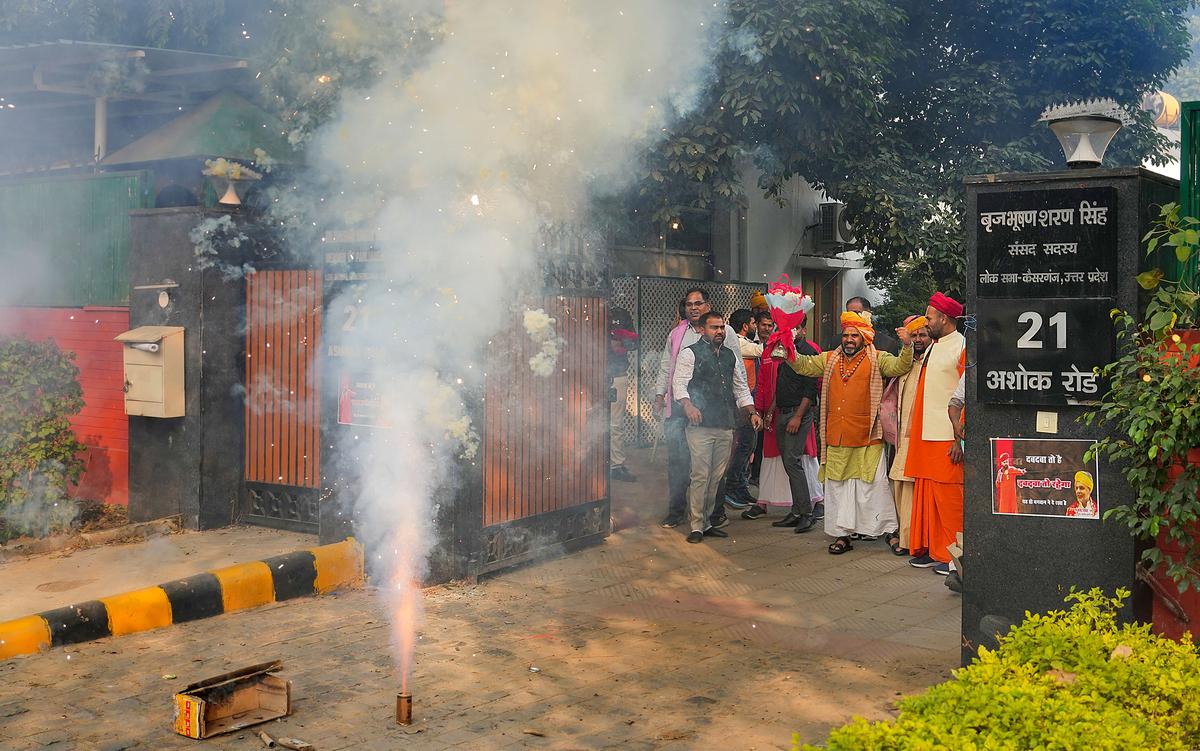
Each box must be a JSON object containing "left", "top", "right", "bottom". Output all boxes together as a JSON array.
[{"left": 305, "top": 0, "right": 727, "bottom": 690}]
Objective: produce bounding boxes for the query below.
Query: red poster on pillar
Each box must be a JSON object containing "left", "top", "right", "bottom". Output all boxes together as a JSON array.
[{"left": 990, "top": 437, "right": 1100, "bottom": 519}]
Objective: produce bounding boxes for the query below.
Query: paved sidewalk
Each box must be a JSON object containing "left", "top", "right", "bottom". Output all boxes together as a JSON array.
[
  {"left": 0, "top": 450, "right": 960, "bottom": 749},
  {"left": 0, "top": 526, "right": 313, "bottom": 621}
]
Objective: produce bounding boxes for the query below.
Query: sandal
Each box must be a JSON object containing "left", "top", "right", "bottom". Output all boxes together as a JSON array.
[
  {"left": 828, "top": 536, "right": 853, "bottom": 555},
  {"left": 885, "top": 531, "right": 901, "bottom": 554}
]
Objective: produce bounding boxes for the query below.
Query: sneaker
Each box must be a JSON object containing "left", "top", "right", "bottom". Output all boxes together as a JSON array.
[
  {"left": 610, "top": 465, "right": 637, "bottom": 482},
  {"left": 686, "top": 531, "right": 704, "bottom": 544},
  {"left": 723, "top": 495, "right": 751, "bottom": 510},
  {"left": 711, "top": 515, "right": 731, "bottom": 529},
  {"left": 812, "top": 503, "right": 825, "bottom": 521},
  {"left": 660, "top": 515, "right": 685, "bottom": 528},
  {"left": 703, "top": 527, "right": 729, "bottom": 538},
  {"left": 741, "top": 505, "right": 768, "bottom": 520},
  {"left": 933, "top": 563, "right": 951, "bottom": 576},
  {"left": 909, "top": 554, "right": 938, "bottom": 568}
]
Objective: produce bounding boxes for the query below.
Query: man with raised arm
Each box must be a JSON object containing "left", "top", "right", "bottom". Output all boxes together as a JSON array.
[{"left": 787, "top": 312, "right": 915, "bottom": 554}]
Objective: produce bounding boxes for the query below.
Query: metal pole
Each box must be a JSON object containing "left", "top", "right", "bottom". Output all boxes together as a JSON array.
[
  {"left": 94, "top": 96, "right": 108, "bottom": 162},
  {"left": 635, "top": 278, "right": 643, "bottom": 447}
]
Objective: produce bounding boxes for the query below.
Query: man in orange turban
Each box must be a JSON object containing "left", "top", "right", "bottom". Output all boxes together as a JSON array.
[
  {"left": 786, "top": 311, "right": 915, "bottom": 553},
  {"left": 907, "top": 292, "right": 966, "bottom": 576}
]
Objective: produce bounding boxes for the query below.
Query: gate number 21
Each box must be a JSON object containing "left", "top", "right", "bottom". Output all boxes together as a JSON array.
[{"left": 1016, "top": 311, "right": 1067, "bottom": 349}]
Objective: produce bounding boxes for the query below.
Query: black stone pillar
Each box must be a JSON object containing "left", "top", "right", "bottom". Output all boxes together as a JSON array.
[
  {"left": 126, "top": 208, "right": 247, "bottom": 529},
  {"left": 962, "top": 167, "right": 1177, "bottom": 663}
]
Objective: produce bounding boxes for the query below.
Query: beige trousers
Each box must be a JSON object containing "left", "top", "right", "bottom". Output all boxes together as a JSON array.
[
  {"left": 610, "top": 375, "right": 627, "bottom": 467},
  {"left": 684, "top": 426, "right": 733, "bottom": 533}
]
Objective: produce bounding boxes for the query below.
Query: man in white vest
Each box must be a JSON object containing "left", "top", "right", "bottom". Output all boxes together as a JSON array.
[{"left": 906, "top": 292, "right": 967, "bottom": 576}]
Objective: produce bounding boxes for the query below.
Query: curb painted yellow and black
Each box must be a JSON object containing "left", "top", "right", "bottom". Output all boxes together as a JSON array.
[{"left": 0, "top": 537, "right": 364, "bottom": 660}]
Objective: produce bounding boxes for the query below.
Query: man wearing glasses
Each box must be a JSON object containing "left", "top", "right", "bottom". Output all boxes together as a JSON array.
[{"left": 653, "top": 288, "right": 753, "bottom": 529}]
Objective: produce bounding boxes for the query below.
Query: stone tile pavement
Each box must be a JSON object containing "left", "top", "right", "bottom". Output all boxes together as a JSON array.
[{"left": 0, "top": 450, "right": 960, "bottom": 750}]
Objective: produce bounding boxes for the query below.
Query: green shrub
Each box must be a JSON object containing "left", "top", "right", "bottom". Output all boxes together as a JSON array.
[
  {"left": 0, "top": 337, "right": 87, "bottom": 537},
  {"left": 798, "top": 589, "right": 1200, "bottom": 750}
]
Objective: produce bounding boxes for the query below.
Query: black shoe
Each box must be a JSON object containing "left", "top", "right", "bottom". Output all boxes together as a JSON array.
[
  {"left": 792, "top": 515, "right": 816, "bottom": 533},
  {"left": 741, "top": 505, "right": 768, "bottom": 520},
  {"left": 909, "top": 554, "right": 938, "bottom": 568},
  {"left": 703, "top": 527, "right": 729, "bottom": 538},
  {"left": 660, "top": 515, "right": 685, "bottom": 528},
  {"left": 771, "top": 512, "right": 802, "bottom": 528},
  {"left": 686, "top": 531, "right": 704, "bottom": 544},
  {"left": 945, "top": 571, "right": 963, "bottom": 593},
  {"left": 711, "top": 515, "right": 730, "bottom": 529},
  {"left": 812, "top": 503, "right": 825, "bottom": 521},
  {"left": 611, "top": 465, "right": 637, "bottom": 482}
]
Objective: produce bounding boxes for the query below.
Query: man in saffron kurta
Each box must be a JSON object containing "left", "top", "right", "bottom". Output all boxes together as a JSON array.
[
  {"left": 906, "top": 292, "right": 967, "bottom": 574},
  {"left": 788, "top": 312, "right": 914, "bottom": 553}
]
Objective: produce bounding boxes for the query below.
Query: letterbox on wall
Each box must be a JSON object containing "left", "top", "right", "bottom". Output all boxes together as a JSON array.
[{"left": 115, "top": 326, "right": 185, "bottom": 417}]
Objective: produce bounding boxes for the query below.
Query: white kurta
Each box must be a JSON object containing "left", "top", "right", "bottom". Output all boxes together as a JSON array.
[{"left": 823, "top": 448, "right": 897, "bottom": 538}]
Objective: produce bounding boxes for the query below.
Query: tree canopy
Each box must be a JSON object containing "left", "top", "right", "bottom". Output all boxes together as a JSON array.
[
  {"left": 0, "top": 0, "right": 262, "bottom": 53},
  {"left": 1, "top": 0, "right": 1191, "bottom": 295},
  {"left": 647, "top": 0, "right": 1192, "bottom": 296},
  {"left": 1167, "top": 7, "right": 1200, "bottom": 101}
]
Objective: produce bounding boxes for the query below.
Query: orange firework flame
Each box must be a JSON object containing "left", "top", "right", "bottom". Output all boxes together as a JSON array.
[{"left": 387, "top": 536, "right": 424, "bottom": 694}]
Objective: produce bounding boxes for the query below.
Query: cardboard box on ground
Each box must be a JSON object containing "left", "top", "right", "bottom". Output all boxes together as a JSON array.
[{"left": 173, "top": 660, "right": 291, "bottom": 739}]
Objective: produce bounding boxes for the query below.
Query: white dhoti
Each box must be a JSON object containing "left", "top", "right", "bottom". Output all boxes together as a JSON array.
[
  {"left": 802, "top": 455, "right": 823, "bottom": 503},
  {"left": 757, "top": 456, "right": 792, "bottom": 508},
  {"left": 823, "top": 451, "right": 897, "bottom": 538}
]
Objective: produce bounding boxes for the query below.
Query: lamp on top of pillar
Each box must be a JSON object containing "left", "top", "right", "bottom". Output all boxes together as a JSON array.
[
  {"left": 1037, "top": 98, "right": 1133, "bottom": 169},
  {"left": 202, "top": 158, "right": 262, "bottom": 207}
]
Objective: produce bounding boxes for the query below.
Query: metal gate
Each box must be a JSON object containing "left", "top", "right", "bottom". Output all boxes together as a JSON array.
[
  {"left": 478, "top": 293, "right": 610, "bottom": 572},
  {"left": 611, "top": 276, "right": 766, "bottom": 448},
  {"left": 241, "top": 269, "right": 323, "bottom": 533}
]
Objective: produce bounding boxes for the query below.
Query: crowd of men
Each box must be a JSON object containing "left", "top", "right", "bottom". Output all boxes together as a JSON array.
[{"left": 638, "top": 287, "right": 966, "bottom": 588}]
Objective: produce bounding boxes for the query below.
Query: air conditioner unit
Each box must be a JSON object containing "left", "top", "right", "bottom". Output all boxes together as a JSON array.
[{"left": 817, "top": 202, "right": 854, "bottom": 247}]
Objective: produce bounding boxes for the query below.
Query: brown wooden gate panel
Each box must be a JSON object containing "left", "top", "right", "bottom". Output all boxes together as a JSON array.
[
  {"left": 243, "top": 270, "right": 322, "bottom": 531},
  {"left": 483, "top": 295, "right": 608, "bottom": 528}
]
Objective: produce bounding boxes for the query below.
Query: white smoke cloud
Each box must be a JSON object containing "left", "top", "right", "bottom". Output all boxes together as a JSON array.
[
  {"left": 523, "top": 307, "right": 564, "bottom": 377},
  {"left": 306, "top": 0, "right": 727, "bottom": 688}
]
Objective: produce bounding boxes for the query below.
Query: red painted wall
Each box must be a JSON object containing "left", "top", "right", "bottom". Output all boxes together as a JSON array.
[{"left": 0, "top": 306, "right": 129, "bottom": 506}]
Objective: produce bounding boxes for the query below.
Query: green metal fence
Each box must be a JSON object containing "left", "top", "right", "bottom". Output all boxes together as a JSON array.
[
  {"left": 0, "top": 171, "right": 152, "bottom": 306},
  {"left": 1176, "top": 102, "right": 1200, "bottom": 290}
]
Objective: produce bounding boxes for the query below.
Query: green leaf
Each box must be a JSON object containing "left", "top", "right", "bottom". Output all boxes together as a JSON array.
[
  {"left": 1136, "top": 269, "right": 1164, "bottom": 290},
  {"left": 1149, "top": 311, "right": 1175, "bottom": 331}
]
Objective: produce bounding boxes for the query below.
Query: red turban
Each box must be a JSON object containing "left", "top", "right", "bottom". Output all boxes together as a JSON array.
[{"left": 929, "top": 292, "right": 963, "bottom": 319}]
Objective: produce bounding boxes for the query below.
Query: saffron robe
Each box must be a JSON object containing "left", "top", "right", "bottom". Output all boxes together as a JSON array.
[{"left": 905, "top": 332, "right": 966, "bottom": 562}]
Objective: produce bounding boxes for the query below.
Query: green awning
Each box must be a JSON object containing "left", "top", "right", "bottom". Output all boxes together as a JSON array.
[{"left": 100, "top": 90, "right": 294, "bottom": 167}]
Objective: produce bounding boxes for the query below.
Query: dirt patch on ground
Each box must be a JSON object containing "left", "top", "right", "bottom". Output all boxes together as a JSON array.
[
  {"left": 75, "top": 500, "right": 128, "bottom": 533},
  {"left": 0, "top": 499, "right": 127, "bottom": 545}
]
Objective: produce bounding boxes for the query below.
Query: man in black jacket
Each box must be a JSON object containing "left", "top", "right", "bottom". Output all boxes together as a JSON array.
[
  {"left": 673, "top": 312, "right": 763, "bottom": 543},
  {"left": 770, "top": 330, "right": 821, "bottom": 533}
]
